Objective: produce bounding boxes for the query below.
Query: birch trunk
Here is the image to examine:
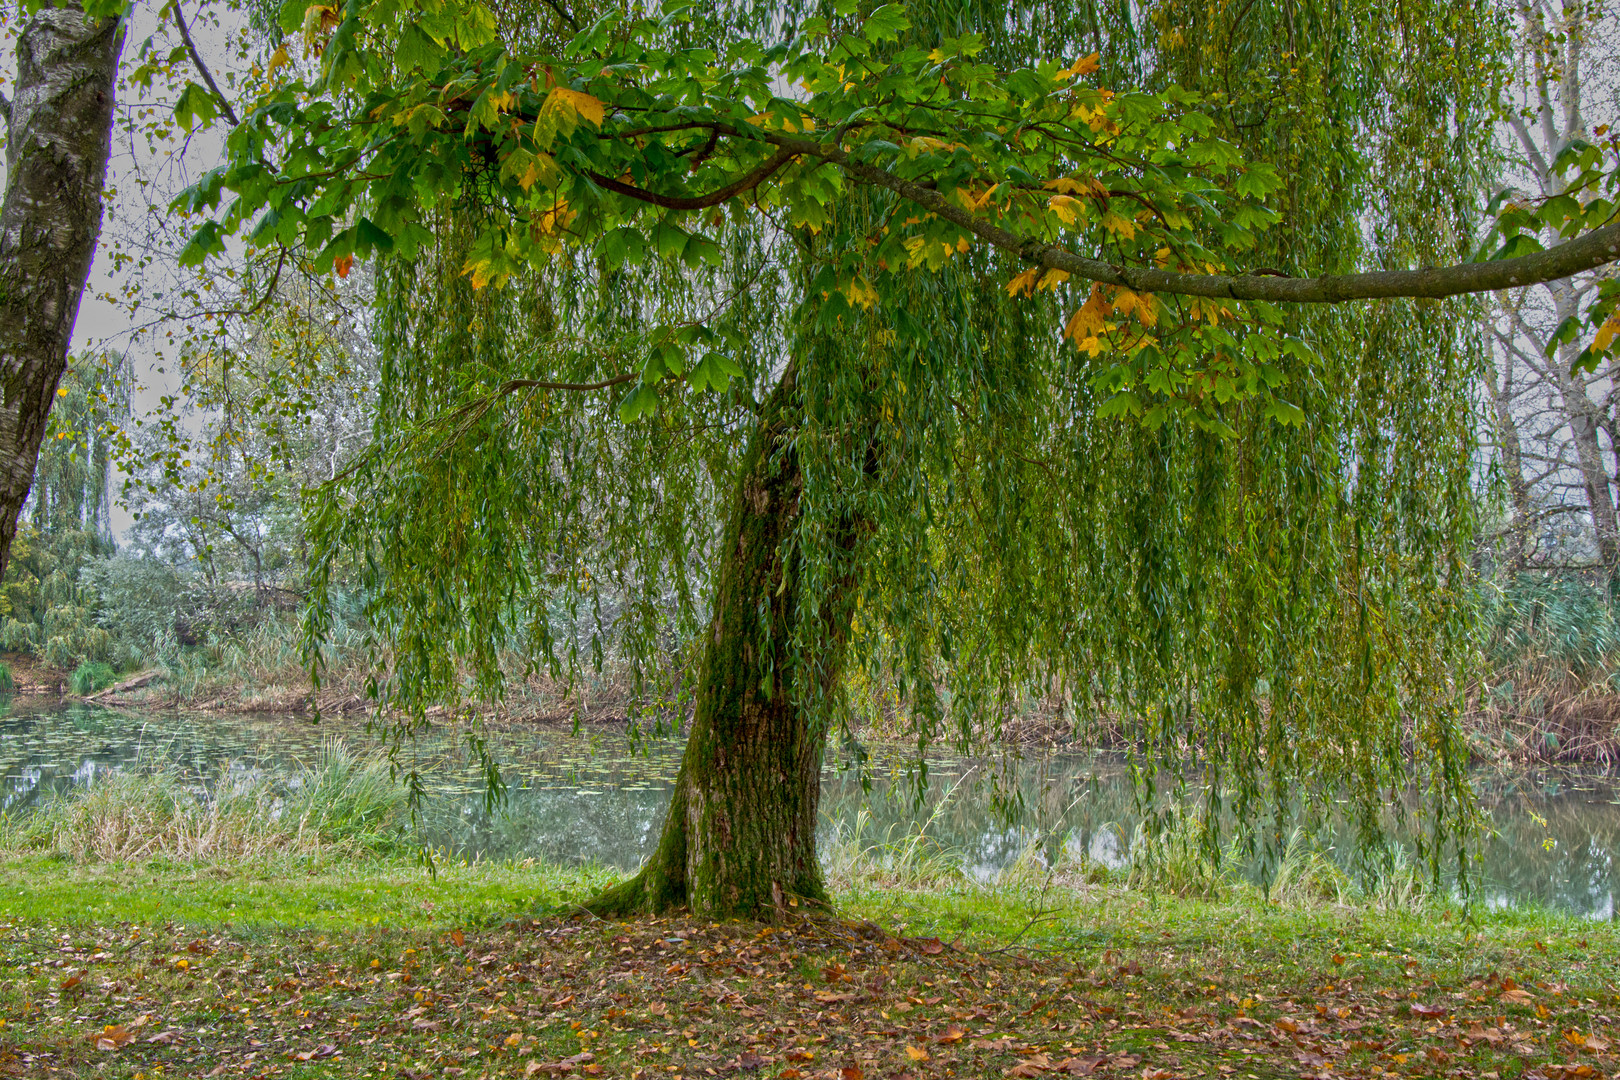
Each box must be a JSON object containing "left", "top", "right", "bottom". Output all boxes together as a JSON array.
[{"left": 0, "top": 5, "right": 123, "bottom": 575}]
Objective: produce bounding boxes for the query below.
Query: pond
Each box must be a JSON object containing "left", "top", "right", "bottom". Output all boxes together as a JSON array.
[{"left": 1, "top": 698, "right": 1616, "bottom": 918}]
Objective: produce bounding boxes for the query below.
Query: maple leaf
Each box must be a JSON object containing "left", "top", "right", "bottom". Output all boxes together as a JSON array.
[
  {"left": 1056, "top": 53, "right": 1101, "bottom": 80},
  {"left": 905, "top": 1045, "right": 930, "bottom": 1062}
]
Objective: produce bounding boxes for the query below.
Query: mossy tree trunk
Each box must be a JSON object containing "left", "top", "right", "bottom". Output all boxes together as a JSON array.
[{"left": 588, "top": 364, "right": 858, "bottom": 919}]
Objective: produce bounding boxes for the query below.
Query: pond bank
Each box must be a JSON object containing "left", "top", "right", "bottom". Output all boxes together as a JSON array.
[{"left": 0, "top": 853, "right": 1615, "bottom": 1080}]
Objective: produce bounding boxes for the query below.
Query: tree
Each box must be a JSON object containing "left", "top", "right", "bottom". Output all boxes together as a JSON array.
[
  {"left": 0, "top": 1, "right": 125, "bottom": 578},
  {"left": 1480, "top": 0, "right": 1620, "bottom": 573},
  {"left": 0, "top": 351, "right": 129, "bottom": 668},
  {"left": 178, "top": 0, "right": 1620, "bottom": 917}
]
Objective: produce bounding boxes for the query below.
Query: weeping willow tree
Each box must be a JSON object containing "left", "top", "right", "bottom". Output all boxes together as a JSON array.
[{"left": 183, "top": 0, "right": 1620, "bottom": 916}]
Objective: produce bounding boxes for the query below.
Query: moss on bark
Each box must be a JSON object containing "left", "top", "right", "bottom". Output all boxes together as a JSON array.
[{"left": 586, "top": 363, "right": 857, "bottom": 920}]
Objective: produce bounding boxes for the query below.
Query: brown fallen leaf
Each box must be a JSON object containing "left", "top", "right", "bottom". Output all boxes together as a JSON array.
[
  {"left": 1054, "top": 1057, "right": 1106, "bottom": 1076},
  {"left": 146, "top": 1030, "right": 182, "bottom": 1045},
  {"left": 1008, "top": 1053, "right": 1052, "bottom": 1077},
  {"left": 780, "top": 1070, "right": 803, "bottom": 1080},
  {"left": 1500, "top": 988, "right": 1535, "bottom": 1004},
  {"left": 937, "top": 1025, "right": 966, "bottom": 1044},
  {"left": 289, "top": 1044, "right": 338, "bottom": 1062},
  {"left": 88, "top": 1025, "right": 132, "bottom": 1050},
  {"left": 916, "top": 937, "right": 946, "bottom": 955},
  {"left": 841, "top": 1067, "right": 865, "bottom": 1080},
  {"left": 550, "top": 994, "right": 575, "bottom": 1008},
  {"left": 451, "top": 929, "right": 465, "bottom": 947},
  {"left": 737, "top": 1051, "right": 766, "bottom": 1071},
  {"left": 1410, "top": 1002, "right": 1448, "bottom": 1018},
  {"left": 814, "top": 990, "right": 859, "bottom": 1003},
  {"left": 1144, "top": 1070, "right": 1174, "bottom": 1080},
  {"left": 59, "top": 974, "right": 82, "bottom": 991},
  {"left": 786, "top": 1048, "right": 815, "bottom": 1063}
]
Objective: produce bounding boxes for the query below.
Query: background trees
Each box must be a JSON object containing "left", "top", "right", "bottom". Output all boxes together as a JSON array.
[{"left": 1481, "top": 0, "right": 1620, "bottom": 574}]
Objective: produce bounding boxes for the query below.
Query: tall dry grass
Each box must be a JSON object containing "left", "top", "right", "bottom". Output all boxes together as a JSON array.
[{"left": 0, "top": 741, "right": 409, "bottom": 864}]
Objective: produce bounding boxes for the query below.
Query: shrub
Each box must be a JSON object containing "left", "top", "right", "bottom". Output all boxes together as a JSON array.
[
  {"left": 68, "top": 661, "right": 116, "bottom": 695},
  {"left": 0, "top": 662, "right": 12, "bottom": 692}
]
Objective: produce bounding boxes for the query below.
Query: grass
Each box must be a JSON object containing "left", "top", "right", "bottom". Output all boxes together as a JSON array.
[
  {"left": 0, "top": 850, "right": 1615, "bottom": 1080},
  {"left": 0, "top": 771, "right": 1613, "bottom": 1079},
  {"left": 66, "top": 662, "right": 115, "bottom": 696},
  {"left": 0, "top": 742, "right": 411, "bottom": 864}
]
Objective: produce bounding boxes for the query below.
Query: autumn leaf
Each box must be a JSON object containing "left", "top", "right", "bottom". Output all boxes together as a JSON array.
[
  {"left": 89, "top": 1025, "right": 132, "bottom": 1051},
  {"left": 551, "top": 87, "right": 605, "bottom": 127},
  {"left": 1048, "top": 194, "right": 1084, "bottom": 225},
  {"left": 1055, "top": 53, "right": 1101, "bottom": 80},
  {"left": 1594, "top": 313, "right": 1620, "bottom": 352},
  {"left": 335, "top": 254, "right": 354, "bottom": 278},
  {"left": 1006, "top": 267, "right": 1041, "bottom": 297},
  {"left": 1008, "top": 1053, "right": 1052, "bottom": 1077},
  {"left": 937, "top": 1024, "right": 966, "bottom": 1043},
  {"left": 1100, "top": 209, "right": 1137, "bottom": 240},
  {"left": 906, "top": 1045, "right": 931, "bottom": 1062}
]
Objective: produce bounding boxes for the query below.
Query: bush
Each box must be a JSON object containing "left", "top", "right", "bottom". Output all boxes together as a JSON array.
[
  {"left": 0, "top": 662, "right": 12, "bottom": 691},
  {"left": 68, "top": 661, "right": 116, "bottom": 695}
]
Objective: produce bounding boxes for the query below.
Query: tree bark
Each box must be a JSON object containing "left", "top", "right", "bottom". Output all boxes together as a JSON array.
[
  {"left": 1484, "top": 339, "right": 1534, "bottom": 570},
  {"left": 0, "top": 5, "right": 124, "bottom": 577},
  {"left": 588, "top": 363, "right": 859, "bottom": 919}
]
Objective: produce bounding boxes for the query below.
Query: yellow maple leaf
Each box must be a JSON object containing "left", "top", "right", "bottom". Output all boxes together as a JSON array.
[
  {"left": 1044, "top": 176, "right": 1088, "bottom": 194},
  {"left": 1113, "top": 288, "right": 1158, "bottom": 327},
  {"left": 1049, "top": 195, "right": 1084, "bottom": 226},
  {"left": 1056, "top": 53, "right": 1101, "bottom": 80},
  {"left": 1594, "top": 313, "right": 1620, "bottom": 352},
  {"left": 1005, "top": 268, "right": 1041, "bottom": 297},
  {"left": 1034, "top": 268, "right": 1070, "bottom": 292},
  {"left": 267, "top": 45, "right": 291, "bottom": 75},
  {"left": 843, "top": 277, "right": 880, "bottom": 309},
  {"left": 547, "top": 86, "right": 604, "bottom": 127},
  {"left": 1100, "top": 209, "right": 1137, "bottom": 240},
  {"left": 905, "top": 1046, "right": 930, "bottom": 1063},
  {"left": 1064, "top": 287, "right": 1113, "bottom": 341}
]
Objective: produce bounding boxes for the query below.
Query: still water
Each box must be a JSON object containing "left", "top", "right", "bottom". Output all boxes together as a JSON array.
[{"left": 1, "top": 698, "right": 1616, "bottom": 918}]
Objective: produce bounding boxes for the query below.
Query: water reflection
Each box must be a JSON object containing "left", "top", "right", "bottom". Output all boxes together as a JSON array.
[{"left": 0, "top": 697, "right": 1614, "bottom": 917}]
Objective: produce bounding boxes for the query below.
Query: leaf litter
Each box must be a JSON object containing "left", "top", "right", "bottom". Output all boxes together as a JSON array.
[{"left": 0, "top": 912, "right": 1614, "bottom": 1079}]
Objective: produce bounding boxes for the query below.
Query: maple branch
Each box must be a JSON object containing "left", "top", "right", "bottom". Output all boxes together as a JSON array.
[
  {"left": 588, "top": 148, "right": 797, "bottom": 211},
  {"left": 171, "top": 0, "right": 241, "bottom": 127},
  {"left": 745, "top": 129, "right": 1620, "bottom": 301}
]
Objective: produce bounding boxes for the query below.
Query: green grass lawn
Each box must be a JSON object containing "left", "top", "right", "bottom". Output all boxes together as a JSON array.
[{"left": 0, "top": 854, "right": 1615, "bottom": 1080}]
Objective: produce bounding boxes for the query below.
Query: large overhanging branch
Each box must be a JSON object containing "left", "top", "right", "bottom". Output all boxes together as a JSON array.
[
  {"left": 589, "top": 147, "right": 797, "bottom": 211},
  {"left": 741, "top": 129, "right": 1620, "bottom": 301}
]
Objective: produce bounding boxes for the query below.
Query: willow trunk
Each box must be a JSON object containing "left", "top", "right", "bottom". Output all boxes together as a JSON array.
[{"left": 589, "top": 365, "right": 857, "bottom": 919}]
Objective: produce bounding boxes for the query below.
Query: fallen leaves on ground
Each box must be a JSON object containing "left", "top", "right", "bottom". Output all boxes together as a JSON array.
[{"left": 0, "top": 913, "right": 1613, "bottom": 1079}]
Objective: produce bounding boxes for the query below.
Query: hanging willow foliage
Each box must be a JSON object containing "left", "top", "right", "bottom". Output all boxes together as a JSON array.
[{"left": 265, "top": 0, "right": 1579, "bottom": 908}]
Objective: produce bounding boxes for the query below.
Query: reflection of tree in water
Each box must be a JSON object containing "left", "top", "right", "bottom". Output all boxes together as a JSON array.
[
  {"left": 422, "top": 784, "right": 674, "bottom": 869},
  {"left": 1473, "top": 774, "right": 1618, "bottom": 917}
]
